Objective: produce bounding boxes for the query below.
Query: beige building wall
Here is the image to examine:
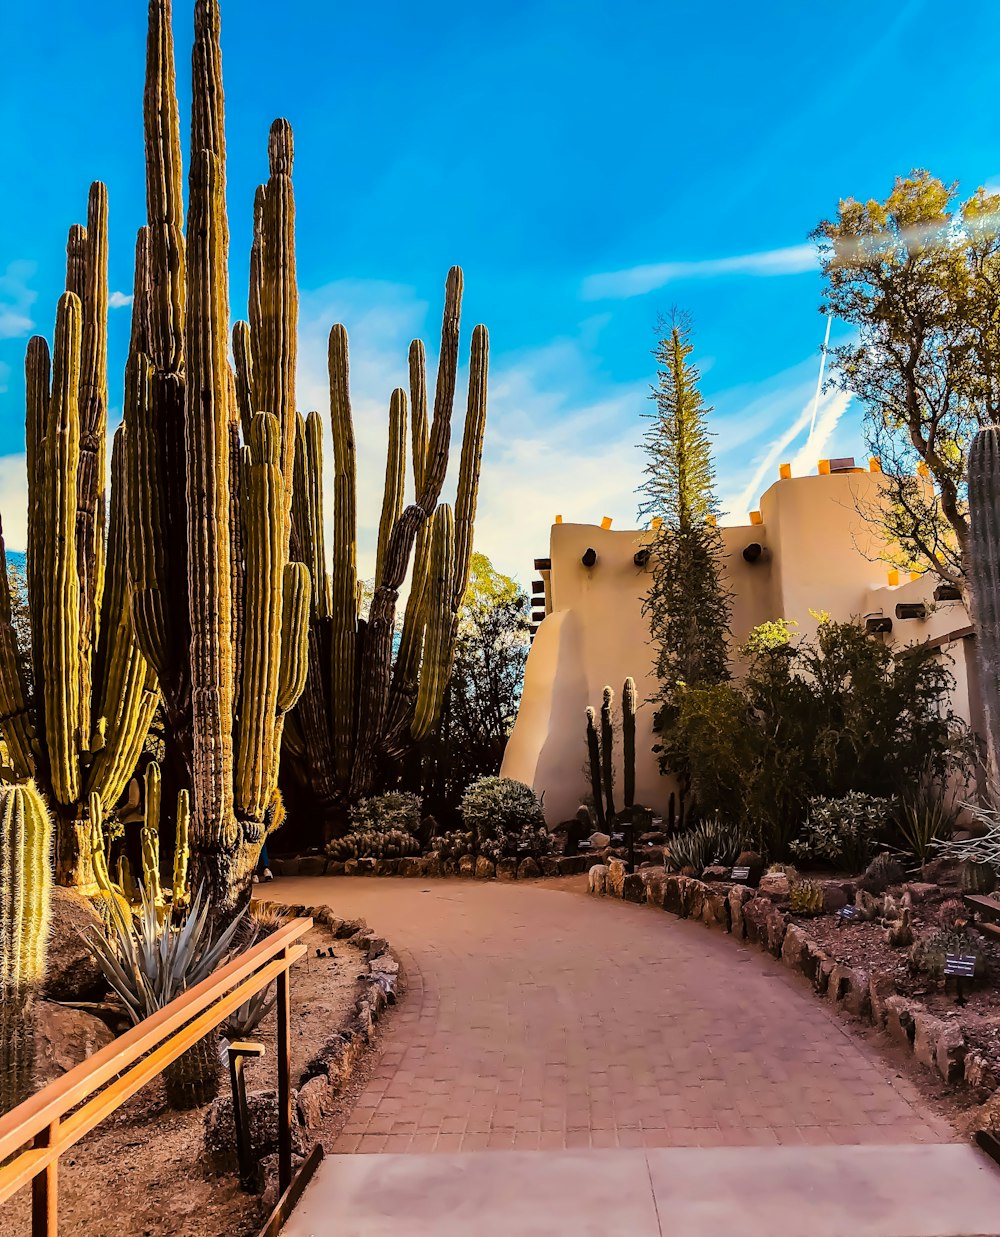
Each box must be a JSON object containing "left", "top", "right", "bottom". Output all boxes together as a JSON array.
[{"left": 502, "top": 467, "right": 978, "bottom": 825}]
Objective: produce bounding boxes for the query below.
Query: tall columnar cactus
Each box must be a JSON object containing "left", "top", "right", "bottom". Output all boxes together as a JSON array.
[
  {"left": 585, "top": 707, "right": 606, "bottom": 830},
  {"left": 286, "top": 268, "right": 489, "bottom": 828},
  {"left": 600, "top": 686, "right": 616, "bottom": 820},
  {"left": 622, "top": 676, "right": 636, "bottom": 810},
  {"left": 0, "top": 180, "right": 160, "bottom": 890},
  {"left": 120, "top": 0, "right": 312, "bottom": 915},
  {"left": 0, "top": 781, "right": 52, "bottom": 1114},
  {"left": 969, "top": 426, "right": 1000, "bottom": 777}
]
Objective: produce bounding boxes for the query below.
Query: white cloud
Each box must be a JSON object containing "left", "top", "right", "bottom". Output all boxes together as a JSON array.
[
  {"left": 0, "top": 262, "right": 37, "bottom": 339},
  {"left": 108, "top": 291, "right": 133, "bottom": 309},
  {"left": 582, "top": 243, "right": 818, "bottom": 301}
]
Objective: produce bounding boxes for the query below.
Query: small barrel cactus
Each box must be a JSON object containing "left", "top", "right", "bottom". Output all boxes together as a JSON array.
[
  {"left": 960, "top": 861, "right": 997, "bottom": 895},
  {"left": 862, "top": 852, "right": 906, "bottom": 894},
  {"left": 789, "top": 878, "right": 825, "bottom": 916},
  {"left": 909, "top": 929, "right": 985, "bottom": 981}
]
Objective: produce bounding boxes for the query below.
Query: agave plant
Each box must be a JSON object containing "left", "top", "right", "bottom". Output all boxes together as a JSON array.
[
  {"left": 88, "top": 884, "right": 245, "bottom": 1108},
  {"left": 666, "top": 816, "right": 746, "bottom": 876},
  {"left": 894, "top": 790, "right": 957, "bottom": 863}
]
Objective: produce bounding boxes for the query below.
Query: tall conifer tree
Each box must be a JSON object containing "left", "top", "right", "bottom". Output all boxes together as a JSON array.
[{"left": 638, "top": 314, "right": 731, "bottom": 701}]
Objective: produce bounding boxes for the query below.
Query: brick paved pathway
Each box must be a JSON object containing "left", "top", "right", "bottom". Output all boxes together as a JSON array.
[{"left": 271, "top": 876, "right": 956, "bottom": 1155}]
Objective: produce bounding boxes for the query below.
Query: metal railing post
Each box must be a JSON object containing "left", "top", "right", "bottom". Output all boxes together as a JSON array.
[
  {"left": 277, "top": 949, "right": 292, "bottom": 1196},
  {"left": 31, "top": 1119, "right": 58, "bottom": 1237}
]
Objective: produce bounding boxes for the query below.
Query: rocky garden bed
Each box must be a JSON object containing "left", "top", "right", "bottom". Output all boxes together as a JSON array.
[{"left": 0, "top": 899, "right": 399, "bottom": 1237}]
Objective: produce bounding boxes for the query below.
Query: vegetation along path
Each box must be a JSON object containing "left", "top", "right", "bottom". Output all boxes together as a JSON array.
[{"left": 273, "top": 876, "right": 1000, "bottom": 1236}]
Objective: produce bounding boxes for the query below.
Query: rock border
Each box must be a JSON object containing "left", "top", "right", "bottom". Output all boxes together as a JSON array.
[
  {"left": 272, "top": 852, "right": 595, "bottom": 881},
  {"left": 204, "top": 900, "right": 400, "bottom": 1195},
  {"left": 592, "top": 858, "right": 997, "bottom": 1100}
]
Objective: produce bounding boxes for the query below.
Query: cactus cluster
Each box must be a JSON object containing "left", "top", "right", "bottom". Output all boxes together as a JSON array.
[
  {"left": 429, "top": 830, "right": 475, "bottom": 861},
  {"left": 909, "top": 929, "right": 984, "bottom": 982},
  {"left": 585, "top": 678, "right": 638, "bottom": 828},
  {"left": 325, "top": 829, "right": 421, "bottom": 862},
  {"left": 960, "top": 860, "right": 997, "bottom": 894},
  {"left": 0, "top": 184, "right": 159, "bottom": 889},
  {"left": 0, "top": 781, "right": 53, "bottom": 1113},
  {"left": 788, "top": 878, "right": 825, "bottom": 916},
  {"left": 285, "top": 269, "right": 489, "bottom": 829}
]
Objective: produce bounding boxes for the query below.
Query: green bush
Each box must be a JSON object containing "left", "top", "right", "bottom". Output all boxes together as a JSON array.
[
  {"left": 460, "top": 776, "right": 552, "bottom": 864},
  {"left": 351, "top": 792, "right": 422, "bottom": 837},
  {"left": 789, "top": 793, "right": 894, "bottom": 871}
]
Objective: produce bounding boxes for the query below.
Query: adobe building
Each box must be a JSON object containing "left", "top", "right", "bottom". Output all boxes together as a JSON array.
[{"left": 501, "top": 458, "right": 982, "bottom": 826}]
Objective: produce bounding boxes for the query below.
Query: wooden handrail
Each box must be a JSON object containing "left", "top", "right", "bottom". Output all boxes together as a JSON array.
[{"left": 0, "top": 914, "right": 312, "bottom": 1233}]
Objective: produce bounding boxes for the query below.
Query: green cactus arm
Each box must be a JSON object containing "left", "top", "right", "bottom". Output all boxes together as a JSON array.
[
  {"left": 75, "top": 182, "right": 110, "bottom": 728},
  {"left": 259, "top": 119, "right": 298, "bottom": 552},
  {"left": 412, "top": 506, "right": 456, "bottom": 741},
  {"left": 449, "top": 324, "right": 488, "bottom": 614},
  {"left": 232, "top": 321, "right": 255, "bottom": 436},
  {"left": 415, "top": 267, "right": 463, "bottom": 513},
  {"left": 41, "top": 292, "right": 83, "bottom": 808},
  {"left": 129, "top": 228, "right": 151, "bottom": 358},
  {"left": 184, "top": 147, "right": 236, "bottom": 851},
  {"left": 586, "top": 707, "right": 606, "bottom": 829},
  {"left": 234, "top": 414, "right": 284, "bottom": 822},
  {"left": 87, "top": 425, "right": 160, "bottom": 809},
  {"left": 600, "top": 686, "right": 616, "bottom": 820},
  {"left": 622, "top": 676, "right": 636, "bottom": 810},
  {"left": 375, "top": 389, "right": 408, "bottom": 589},
  {"left": 276, "top": 562, "right": 311, "bottom": 713},
  {"left": 969, "top": 425, "right": 1000, "bottom": 772},
  {"left": 302, "top": 411, "right": 331, "bottom": 619},
  {"left": 141, "top": 763, "right": 163, "bottom": 904},
  {"left": 328, "top": 323, "right": 358, "bottom": 790},
  {"left": 0, "top": 781, "right": 52, "bottom": 999},
  {"left": 409, "top": 339, "right": 428, "bottom": 495},
  {"left": 25, "top": 336, "right": 49, "bottom": 720},
  {"left": 172, "top": 788, "right": 190, "bottom": 909},
  {"left": 0, "top": 520, "right": 36, "bottom": 780},
  {"left": 88, "top": 791, "right": 117, "bottom": 901}
]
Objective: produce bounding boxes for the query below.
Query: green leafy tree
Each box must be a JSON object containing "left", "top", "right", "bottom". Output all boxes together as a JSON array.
[
  {"left": 814, "top": 171, "right": 1000, "bottom": 587},
  {"left": 420, "top": 554, "right": 530, "bottom": 820},
  {"left": 638, "top": 314, "right": 731, "bottom": 697}
]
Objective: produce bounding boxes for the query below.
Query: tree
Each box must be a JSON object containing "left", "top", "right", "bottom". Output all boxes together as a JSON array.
[
  {"left": 814, "top": 171, "right": 1000, "bottom": 588},
  {"left": 419, "top": 553, "right": 530, "bottom": 821},
  {"left": 638, "top": 313, "right": 731, "bottom": 701}
]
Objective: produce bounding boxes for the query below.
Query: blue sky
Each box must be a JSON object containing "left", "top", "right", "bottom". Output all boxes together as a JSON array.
[{"left": 2, "top": 0, "right": 999, "bottom": 581}]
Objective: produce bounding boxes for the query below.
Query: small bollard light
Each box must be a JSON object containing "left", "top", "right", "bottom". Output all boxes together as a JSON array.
[{"left": 228, "top": 1039, "right": 266, "bottom": 1190}]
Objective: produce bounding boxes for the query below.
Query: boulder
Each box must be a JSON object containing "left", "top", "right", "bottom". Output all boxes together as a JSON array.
[
  {"left": 913, "top": 1011, "right": 946, "bottom": 1073},
  {"left": 965, "top": 1052, "right": 998, "bottom": 1095},
  {"left": 589, "top": 832, "right": 611, "bottom": 850},
  {"left": 935, "top": 1023, "right": 966, "bottom": 1084},
  {"left": 742, "top": 898, "right": 771, "bottom": 946},
  {"left": 642, "top": 870, "right": 668, "bottom": 909},
  {"left": 298, "top": 855, "right": 327, "bottom": 877},
  {"left": 622, "top": 873, "right": 645, "bottom": 903},
  {"left": 325, "top": 860, "right": 346, "bottom": 876},
  {"left": 424, "top": 853, "right": 444, "bottom": 878},
  {"left": 821, "top": 883, "right": 849, "bottom": 914},
  {"left": 459, "top": 855, "right": 476, "bottom": 879},
  {"left": 335, "top": 917, "right": 367, "bottom": 939},
  {"left": 204, "top": 1088, "right": 308, "bottom": 1174},
  {"left": 727, "top": 885, "right": 754, "bottom": 938},
  {"left": 868, "top": 972, "right": 897, "bottom": 1028},
  {"left": 884, "top": 995, "right": 917, "bottom": 1048},
  {"left": 518, "top": 857, "right": 541, "bottom": 880},
  {"left": 781, "top": 923, "right": 808, "bottom": 972},
  {"left": 684, "top": 879, "right": 706, "bottom": 922},
  {"left": 540, "top": 857, "right": 560, "bottom": 877},
  {"left": 355, "top": 858, "right": 376, "bottom": 875},
  {"left": 496, "top": 858, "right": 517, "bottom": 881},
  {"left": 443, "top": 859, "right": 458, "bottom": 877},
  {"left": 921, "top": 857, "right": 961, "bottom": 888},
  {"left": 661, "top": 875, "right": 683, "bottom": 916},
  {"left": 44, "top": 887, "right": 107, "bottom": 1002},
  {"left": 556, "top": 855, "right": 590, "bottom": 876},
  {"left": 475, "top": 857, "right": 496, "bottom": 880},
  {"left": 829, "top": 965, "right": 870, "bottom": 1018},
  {"left": 33, "top": 1000, "right": 115, "bottom": 1088},
  {"left": 275, "top": 857, "right": 300, "bottom": 876},
  {"left": 701, "top": 865, "right": 730, "bottom": 883},
  {"left": 607, "top": 858, "right": 628, "bottom": 898},
  {"left": 799, "top": 937, "right": 828, "bottom": 987},
  {"left": 758, "top": 871, "right": 790, "bottom": 898},
  {"left": 259, "top": 1151, "right": 306, "bottom": 1209},
  {"left": 297, "top": 1074, "right": 332, "bottom": 1129},
  {"left": 904, "top": 881, "right": 940, "bottom": 902},
  {"left": 343, "top": 859, "right": 359, "bottom": 876},
  {"left": 701, "top": 890, "right": 728, "bottom": 930},
  {"left": 374, "top": 859, "right": 399, "bottom": 877},
  {"left": 398, "top": 857, "right": 427, "bottom": 878}
]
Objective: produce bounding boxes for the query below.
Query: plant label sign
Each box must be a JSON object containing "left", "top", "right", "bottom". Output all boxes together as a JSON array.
[
  {"left": 944, "top": 954, "right": 978, "bottom": 978},
  {"left": 731, "top": 866, "right": 751, "bottom": 881},
  {"left": 837, "top": 905, "right": 859, "bottom": 922}
]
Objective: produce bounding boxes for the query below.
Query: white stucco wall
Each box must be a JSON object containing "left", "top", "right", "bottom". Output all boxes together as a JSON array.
[{"left": 502, "top": 468, "right": 978, "bottom": 825}]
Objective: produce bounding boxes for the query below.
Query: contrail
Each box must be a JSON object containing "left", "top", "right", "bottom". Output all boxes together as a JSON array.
[{"left": 809, "top": 312, "right": 833, "bottom": 439}]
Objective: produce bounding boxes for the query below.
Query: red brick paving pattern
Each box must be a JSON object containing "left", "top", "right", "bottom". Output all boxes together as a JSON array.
[{"left": 272, "top": 876, "right": 956, "bottom": 1155}]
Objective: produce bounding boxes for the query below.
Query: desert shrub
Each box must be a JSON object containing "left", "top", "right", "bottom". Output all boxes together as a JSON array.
[
  {"left": 789, "top": 793, "right": 893, "bottom": 871},
  {"left": 460, "top": 776, "right": 552, "bottom": 863},
  {"left": 660, "top": 617, "right": 966, "bottom": 859},
  {"left": 351, "top": 792, "right": 422, "bottom": 836},
  {"left": 665, "top": 816, "right": 745, "bottom": 876}
]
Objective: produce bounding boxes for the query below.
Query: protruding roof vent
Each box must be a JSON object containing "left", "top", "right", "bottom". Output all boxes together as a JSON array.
[{"left": 582, "top": 548, "right": 597, "bottom": 568}]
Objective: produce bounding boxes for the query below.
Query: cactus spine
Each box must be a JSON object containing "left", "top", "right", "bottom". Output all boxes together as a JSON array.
[
  {"left": 0, "top": 781, "right": 52, "bottom": 1113},
  {"left": 622, "top": 676, "right": 636, "bottom": 810},
  {"left": 968, "top": 425, "right": 1000, "bottom": 777}
]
